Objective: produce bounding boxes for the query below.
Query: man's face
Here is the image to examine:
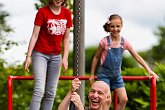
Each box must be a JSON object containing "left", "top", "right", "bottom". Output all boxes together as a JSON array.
[{"left": 88, "top": 82, "right": 109, "bottom": 110}]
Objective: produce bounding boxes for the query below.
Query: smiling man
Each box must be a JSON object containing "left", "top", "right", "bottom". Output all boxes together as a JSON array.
[
  {"left": 57, "top": 78, "right": 111, "bottom": 110},
  {"left": 88, "top": 81, "right": 111, "bottom": 110}
]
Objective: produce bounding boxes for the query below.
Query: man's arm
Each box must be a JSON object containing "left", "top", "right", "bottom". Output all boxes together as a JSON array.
[
  {"left": 57, "top": 91, "right": 72, "bottom": 110},
  {"left": 57, "top": 78, "right": 83, "bottom": 110},
  {"left": 70, "top": 92, "right": 84, "bottom": 110}
]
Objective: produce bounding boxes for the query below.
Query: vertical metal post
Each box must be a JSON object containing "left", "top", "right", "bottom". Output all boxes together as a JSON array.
[
  {"left": 150, "top": 76, "right": 156, "bottom": 110},
  {"left": 73, "top": 0, "right": 85, "bottom": 104},
  {"left": 8, "top": 76, "right": 13, "bottom": 110},
  {"left": 113, "top": 91, "right": 118, "bottom": 110}
]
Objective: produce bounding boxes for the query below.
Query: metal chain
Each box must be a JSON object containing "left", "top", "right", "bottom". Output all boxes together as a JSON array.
[
  {"left": 74, "top": 0, "right": 81, "bottom": 77},
  {"left": 69, "top": 1, "right": 82, "bottom": 109}
]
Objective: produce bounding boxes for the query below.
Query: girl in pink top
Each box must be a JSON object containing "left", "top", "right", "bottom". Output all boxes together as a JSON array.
[
  {"left": 89, "top": 14, "right": 159, "bottom": 110},
  {"left": 24, "top": 0, "right": 72, "bottom": 110}
]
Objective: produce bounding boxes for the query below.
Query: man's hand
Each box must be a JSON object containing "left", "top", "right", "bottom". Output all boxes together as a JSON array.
[
  {"left": 71, "top": 78, "right": 81, "bottom": 92},
  {"left": 70, "top": 92, "right": 84, "bottom": 110}
]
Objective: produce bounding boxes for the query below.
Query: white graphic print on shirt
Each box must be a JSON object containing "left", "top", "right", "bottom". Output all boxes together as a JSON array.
[{"left": 47, "top": 19, "right": 67, "bottom": 35}]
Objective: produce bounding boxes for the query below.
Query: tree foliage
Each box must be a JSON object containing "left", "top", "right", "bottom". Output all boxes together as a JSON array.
[
  {"left": 1, "top": 63, "right": 165, "bottom": 110},
  {"left": 0, "top": 3, "right": 18, "bottom": 67},
  {"left": 151, "top": 25, "right": 165, "bottom": 61},
  {"left": 0, "top": 3, "right": 18, "bottom": 55}
]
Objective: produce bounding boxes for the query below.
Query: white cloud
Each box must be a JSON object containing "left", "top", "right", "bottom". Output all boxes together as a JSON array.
[{"left": 85, "top": 0, "right": 164, "bottom": 50}]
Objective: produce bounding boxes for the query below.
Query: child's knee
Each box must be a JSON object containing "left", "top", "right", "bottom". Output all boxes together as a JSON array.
[
  {"left": 33, "top": 91, "right": 44, "bottom": 98},
  {"left": 120, "top": 96, "right": 128, "bottom": 104}
]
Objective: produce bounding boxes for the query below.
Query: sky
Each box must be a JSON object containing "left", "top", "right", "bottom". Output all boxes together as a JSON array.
[{"left": 1, "top": 0, "right": 165, "bottom": 65}]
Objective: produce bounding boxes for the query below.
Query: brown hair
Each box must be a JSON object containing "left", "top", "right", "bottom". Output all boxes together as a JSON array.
[
  {"left": 103, "top": 14, "right": 123, "bottom": 32},
  {"left": 47, "top": 0, "right": 68, "bottom": 7}
]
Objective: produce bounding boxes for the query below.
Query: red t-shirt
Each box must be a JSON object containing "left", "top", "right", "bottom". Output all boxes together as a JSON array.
[{"left": 34, "top": 6, "right": 72, "bottom": 54}]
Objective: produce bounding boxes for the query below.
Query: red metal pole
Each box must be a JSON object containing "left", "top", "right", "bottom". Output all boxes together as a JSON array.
[
  {"left": 7, "top": 75, "right": 96, "bottom": 110},
  {"left": 7, "top": 75, "right": 156, "bottom": 110},
  {"left": 113, "top": 91, "right": 118, "bottom": 110},
  {"left": 112, "top": 76, "right": 153, "bottom": 110},
  {"left": 10, "top": 76, "right": 33, "bottom": 80},
  {"left": 8, "top": 76, "right": 13, "bottom": 110},
  {"left": 7, "top": 75, "right": 151, "bottom": 80},
  {"left": 122, "top": 76, "right": 150, "bottom": 81},
  {"left": 150, "top": 76, "right": 156, "bottom": 110},
  {"left": 6, "top": 75, "right": 97, "bottom": 80}
]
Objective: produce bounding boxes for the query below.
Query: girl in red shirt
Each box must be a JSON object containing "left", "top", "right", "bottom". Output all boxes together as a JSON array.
[{"left": 24, "top": 0, "right": 72, "bottom": 110}]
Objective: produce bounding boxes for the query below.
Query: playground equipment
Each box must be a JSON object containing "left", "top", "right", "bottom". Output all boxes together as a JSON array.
[{"left": 8, "top": 75, "right": 157, "bottom": 110}]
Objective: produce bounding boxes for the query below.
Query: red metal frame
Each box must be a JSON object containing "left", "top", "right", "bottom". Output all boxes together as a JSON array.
[{"left": 8, "top": 76, "right": 156, "bottom": 110}]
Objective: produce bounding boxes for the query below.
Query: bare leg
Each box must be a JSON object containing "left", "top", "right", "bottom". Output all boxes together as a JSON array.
[{"left": 115, "top": 87, "right": 128, "bottom": 110}]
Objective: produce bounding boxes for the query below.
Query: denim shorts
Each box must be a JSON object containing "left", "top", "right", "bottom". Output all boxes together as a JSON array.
[{"left": 97, "top": 68, "right": 124, "bottom": 91}]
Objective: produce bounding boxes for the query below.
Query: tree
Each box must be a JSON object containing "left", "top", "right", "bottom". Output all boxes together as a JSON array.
[
  {"left": 0, "top": 3, "right": 18, "bottom": 65},
  {"left": 151, "top": 24, "right": 165, "bottom": 62}
]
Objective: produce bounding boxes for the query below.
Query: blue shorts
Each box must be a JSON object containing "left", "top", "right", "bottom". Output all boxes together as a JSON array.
[{"left": 97, "top": 68, "right": 124, "bottom": 91}]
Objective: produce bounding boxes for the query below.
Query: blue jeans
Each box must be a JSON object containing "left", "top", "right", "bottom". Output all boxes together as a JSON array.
[{"left": 30, "top": 51, "right": 61, "bottom": 110}]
